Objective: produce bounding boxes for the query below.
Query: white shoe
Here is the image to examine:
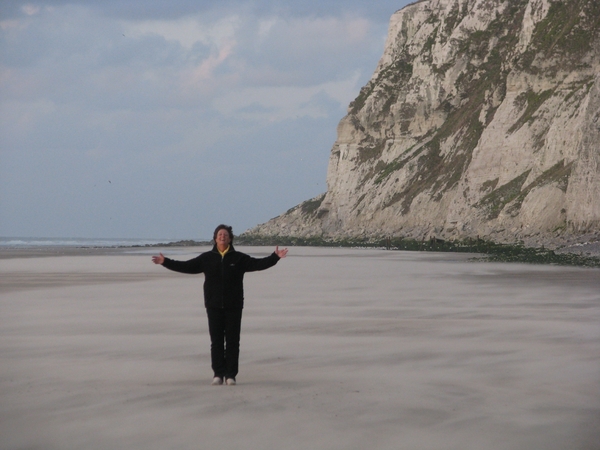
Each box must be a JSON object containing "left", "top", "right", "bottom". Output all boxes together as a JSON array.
[
  {"left": 212, "top": 377, "right": 223, "bottom": 385},
  {"left": 225, "top": 378, "right": 236, "bottom": 386}
]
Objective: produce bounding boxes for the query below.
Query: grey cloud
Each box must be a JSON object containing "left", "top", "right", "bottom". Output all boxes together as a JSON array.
[{"left": 0, "top": 0, "right": 412, "bottom": 238}]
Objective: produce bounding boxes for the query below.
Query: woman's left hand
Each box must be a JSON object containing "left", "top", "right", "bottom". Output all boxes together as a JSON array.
[{"left": 275, "top": 246, "right": 288, "bottom": 259}]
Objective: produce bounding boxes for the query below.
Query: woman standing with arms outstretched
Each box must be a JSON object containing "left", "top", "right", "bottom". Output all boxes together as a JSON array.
[{"left": 152, "top": 224, "right": 288, "bottom": 385}]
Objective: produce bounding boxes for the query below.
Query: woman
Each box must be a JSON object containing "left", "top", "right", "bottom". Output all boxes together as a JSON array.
[{"left": 151, "top": 224, "right": 288, "bottom": 386}]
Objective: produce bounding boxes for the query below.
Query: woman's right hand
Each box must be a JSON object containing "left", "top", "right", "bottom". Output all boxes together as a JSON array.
[{"left": 151, "top": 253, "right": 165, "bottom": 265}]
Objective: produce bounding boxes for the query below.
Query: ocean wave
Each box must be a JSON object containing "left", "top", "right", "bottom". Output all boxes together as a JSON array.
[{"left": 0, "top": 237, "right": 191, "bottom": 248}]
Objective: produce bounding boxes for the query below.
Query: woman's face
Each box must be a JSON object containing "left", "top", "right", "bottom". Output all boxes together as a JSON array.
[{"left": 216, "top": 229, "right": 231, "bottom": 247}]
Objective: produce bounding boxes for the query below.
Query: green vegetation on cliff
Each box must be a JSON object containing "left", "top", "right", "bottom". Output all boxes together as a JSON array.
[{"left": 237, "top": 234, "right": 600, "bottom": 268}]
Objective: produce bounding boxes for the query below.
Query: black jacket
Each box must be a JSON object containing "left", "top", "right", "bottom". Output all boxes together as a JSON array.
[{"left": 162, "top": 245, "right": 280, "bottom": 309}]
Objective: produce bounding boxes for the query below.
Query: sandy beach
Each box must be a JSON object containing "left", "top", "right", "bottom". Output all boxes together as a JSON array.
[{"left": 1, "top": 246, "right": 599, "bottom": 450}]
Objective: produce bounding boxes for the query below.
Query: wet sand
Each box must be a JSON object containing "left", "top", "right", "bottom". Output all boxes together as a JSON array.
[{"left": 1, "top": 246, "right": 599, "bottom": 450}]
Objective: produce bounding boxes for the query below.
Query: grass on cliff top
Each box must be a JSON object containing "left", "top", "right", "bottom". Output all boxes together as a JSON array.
[{"left": 236, "top": 235, "right": 600, "bottom": 268}]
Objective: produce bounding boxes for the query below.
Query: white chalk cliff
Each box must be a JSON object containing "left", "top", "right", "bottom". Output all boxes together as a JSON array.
[{"left": 247, "top": 0, "right": 600, "bottom": 248}]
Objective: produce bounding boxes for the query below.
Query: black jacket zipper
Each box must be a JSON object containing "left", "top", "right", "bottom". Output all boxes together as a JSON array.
[{"left": 220, "top": 251, "right": 226, "bottom": 308}]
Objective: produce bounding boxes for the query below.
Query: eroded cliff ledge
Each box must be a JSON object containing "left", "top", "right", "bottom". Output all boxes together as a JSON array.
[{"left": 246, "top": 0, "right": 600, "bottom": 252}]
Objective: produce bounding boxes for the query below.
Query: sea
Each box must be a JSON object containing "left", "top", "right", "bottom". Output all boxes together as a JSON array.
[{"left": 0, "top": 237, "right": 197, "bottom": 248}]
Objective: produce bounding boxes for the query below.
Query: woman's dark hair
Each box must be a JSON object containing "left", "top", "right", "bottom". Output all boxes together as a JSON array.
[{"left": 213, "top": 224, "right": 234, "bottom": 243}]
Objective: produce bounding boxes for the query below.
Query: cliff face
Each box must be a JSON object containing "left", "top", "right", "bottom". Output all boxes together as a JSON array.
[{"left": 248, "top": 0, "right": 600, "bottom": 248}]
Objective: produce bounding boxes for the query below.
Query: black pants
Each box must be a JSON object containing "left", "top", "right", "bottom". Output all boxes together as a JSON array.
[{"left": 206, "top": 308, "right": 243, "bottom": 379}]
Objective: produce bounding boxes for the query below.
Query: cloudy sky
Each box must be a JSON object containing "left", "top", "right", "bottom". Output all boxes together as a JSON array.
[{"left": 1, "top": 0, "right": 411, "bottom": 240}]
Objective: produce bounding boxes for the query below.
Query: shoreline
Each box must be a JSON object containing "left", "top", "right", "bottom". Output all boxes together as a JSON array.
[
  {"left": 0, "top": 246, "right": 136, "bottom": 259},
  {"left": 2, "top": 238, "right": 600, "bottom": 268}
]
